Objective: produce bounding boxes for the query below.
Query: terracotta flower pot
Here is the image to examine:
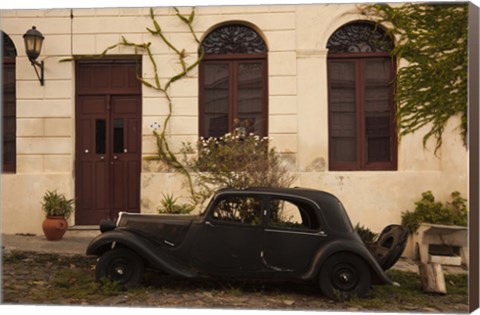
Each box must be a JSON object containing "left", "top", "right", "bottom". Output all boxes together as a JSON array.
[{"left": 42, "top": 216, "right": 68, "bottom": 241}]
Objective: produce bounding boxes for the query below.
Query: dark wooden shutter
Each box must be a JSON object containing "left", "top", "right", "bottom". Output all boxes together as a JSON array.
[
  {"left": 328, "top": 60, "right": 358, "bottom": 169},
  {"left": 328, "top": 56, "right": 396, "bottom": 171},
  {"left": 3, "top": 59, "right": 16, "bottom": 173}
]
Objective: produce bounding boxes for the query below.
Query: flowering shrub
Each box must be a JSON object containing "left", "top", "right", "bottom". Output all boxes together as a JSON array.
[{"left": 181, "top": 131, "right": 296, "bottom": 205}]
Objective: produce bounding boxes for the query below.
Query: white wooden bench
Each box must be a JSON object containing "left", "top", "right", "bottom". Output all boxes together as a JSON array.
[{"left": 412, "top": 223, "right": 468, "bottom": 267}]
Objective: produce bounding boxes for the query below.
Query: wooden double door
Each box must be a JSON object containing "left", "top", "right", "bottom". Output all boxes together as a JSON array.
[{"left": 75, "top": 59, "right": 142, "bottom": 225}]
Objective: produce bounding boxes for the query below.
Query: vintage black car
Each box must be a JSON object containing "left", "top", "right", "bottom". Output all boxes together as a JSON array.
[{"left": 86, "top": 187, "right": 407, "bottom": 299}]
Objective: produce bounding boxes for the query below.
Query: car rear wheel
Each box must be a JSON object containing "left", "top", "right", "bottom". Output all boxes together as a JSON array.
[
  {"left": 95, "top": 248, "right": 144, "bottom": 289},
  {"left": 318, "top": 253, "right": 371, "bottom": 300}
]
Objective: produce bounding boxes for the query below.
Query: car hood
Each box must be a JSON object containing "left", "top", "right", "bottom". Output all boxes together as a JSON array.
[{"left": 116, "top": 212, "right": 199, "bottom": 247}]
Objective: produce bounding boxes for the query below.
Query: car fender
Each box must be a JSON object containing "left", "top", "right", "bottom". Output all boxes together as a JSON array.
[
  {"left": 86, "top": 229, "right": 197, "bottom": 278},
  {"left": 304, "top": 238, "right": 392, "bottom": 285}
]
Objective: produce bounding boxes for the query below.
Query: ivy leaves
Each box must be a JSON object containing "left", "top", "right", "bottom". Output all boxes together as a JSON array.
[{"left": 362, "top": 3, "right": 468, "bottom": 153}]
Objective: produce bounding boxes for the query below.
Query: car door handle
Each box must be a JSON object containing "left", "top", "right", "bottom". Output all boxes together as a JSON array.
[{"left": 205, "top": 221, "right": 214, "bottom": 228}]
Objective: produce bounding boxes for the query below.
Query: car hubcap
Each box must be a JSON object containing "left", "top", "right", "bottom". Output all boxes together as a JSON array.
[
  {"left": 333, "top": 265, "right": 357, "bottom": 291},
  {"left": 110, "top": 260, "right": 130, "bottom": 281},
  {"left": 339, "top": 272, "right": 350, "bottom": 283},
  {"left": 115, "top": 266, "right": 126, "bottom": 276}
]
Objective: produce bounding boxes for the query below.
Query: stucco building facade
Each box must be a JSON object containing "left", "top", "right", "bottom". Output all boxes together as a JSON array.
[{"left": 1, "top": 4, "right": 468, "bottom": 248}]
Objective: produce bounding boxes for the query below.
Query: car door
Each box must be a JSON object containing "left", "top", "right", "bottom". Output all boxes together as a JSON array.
[
  {"left": 261, "top": 196, "right": 327, "bottom": 274},
  {"left": 191, "top": 194, "right": 266, "bottom": 276}
]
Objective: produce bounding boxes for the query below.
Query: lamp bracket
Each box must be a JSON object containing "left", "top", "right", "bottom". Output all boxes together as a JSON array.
[{"left": 29, "top": 59, "right": 44, "bottom": 86}]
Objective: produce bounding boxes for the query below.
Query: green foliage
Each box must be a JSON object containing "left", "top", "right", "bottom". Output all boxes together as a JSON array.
[
  {"left": 401, "top": 191, "right": 467, "bottom": 233},
  {"left": 361, "top": 3, "right": 468, "bottom": 153},
  {"left": 41, "top": 190, "right": 74, "bottom": 219},
  {"left": 346, "top": 269, "right": 467, "bottom": 310},
  {"left": 157, "top": 193, "right": 194, "bottom": 214},
  {"left": 181, "top": 131, "right": 296, "bottom": 205},
  {"left": 354, "top": 223, "right": 378, "bottom": 244}
]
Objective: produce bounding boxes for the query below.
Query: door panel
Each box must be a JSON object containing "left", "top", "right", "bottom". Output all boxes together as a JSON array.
[
  {"left": 76, "top": 159, "right": 109, "bottom": 223},
  {"left": 109, "top": 95, "right": 141, "bottom": 219},
  {"left": 192, "top": 223, "right": 263, "bottom": 275},
  {"left": 262, "top": 197, "right": 324, "bottom": 273},
  {"left": 76, "top": 96, "right": 110, "bottom": 224},
  {"left": 75, "top": 59, "right": 141, "bottom": 225},
  {"left": 191, "top": 195, "right": 264, "bottom": 275}
]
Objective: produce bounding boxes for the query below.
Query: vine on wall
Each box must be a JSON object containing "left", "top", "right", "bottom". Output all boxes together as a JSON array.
[
  {"left": 360, "top": 3, "right": 468, "bottom": 153},
  {"left": 63, "top": 7, "right": 203, "bottom": 202}
]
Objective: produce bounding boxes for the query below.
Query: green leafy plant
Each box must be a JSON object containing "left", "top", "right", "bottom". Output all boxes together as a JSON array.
[
  {"left": 361, "top": 3, "right": 468, "bottom": 153},
  {"left": 181, "top": 131, "right": 296, "bottom": 205},
  {"left": 354, "top": 223, "right": 379, "bottom": 244},
  {"left": 41, "top": 190, "right": 74, "bottom": 219},
  {"left": 401, "top": 191, "right": 467, "bottom": 233},
  {"left": 157, "top": 193, "right": 194, "bottom": 214}
]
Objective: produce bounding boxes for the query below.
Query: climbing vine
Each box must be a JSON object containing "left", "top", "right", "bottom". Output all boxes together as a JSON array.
[
  {"left": 63, "top": 7, "right": 203, "bottom": 202},
  {"left": 360, "top": 3, "right": 468, "bottom": 153}
]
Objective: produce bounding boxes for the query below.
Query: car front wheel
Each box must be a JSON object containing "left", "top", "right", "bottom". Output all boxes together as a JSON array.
[
  {"left": 95, "top": 248, "right": 144, "bottom": 288},
  {"left": 318, "top": 252, "right": 371, "bottom": 300}
]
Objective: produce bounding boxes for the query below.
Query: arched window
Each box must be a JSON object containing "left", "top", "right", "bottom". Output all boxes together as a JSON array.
[
  {"left": 327, "top": 22, "right": 397, "bottom": 171},
  {"left": 199, "top": 24, "right": 268, "bottom": 138},
  {"left": 2, "top": 31, "right": 17, "bottom": 173}
]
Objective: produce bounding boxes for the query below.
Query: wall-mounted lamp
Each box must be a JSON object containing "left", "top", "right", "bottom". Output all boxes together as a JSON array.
[{"left": 23, "top": 26, "right": 45, "bottom": 86}]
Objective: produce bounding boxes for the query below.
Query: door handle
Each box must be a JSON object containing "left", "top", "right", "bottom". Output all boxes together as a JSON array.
[
  {"left": 100, "top": 156, "right": 105, "bottom": 160},
  {"left": 205, "top": 221, "right": 214, "bottom": 228},
  {"left": 113, "top": 156, "right": 118, "bottom": 160}
]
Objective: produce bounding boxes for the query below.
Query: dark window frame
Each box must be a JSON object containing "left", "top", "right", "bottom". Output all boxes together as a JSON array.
[
  {"left": 199, "top": 24, "right": 268, "bottom": 139},
  {"left": 2, "top": 56, "right": 16, "bottom": 173},
  {"left": 199, "top": 54, "right": 268, "bottom": 138},
  {"left": 327, "top": 52, "right": 397, "bottom": 171},
  {"left": 209, "top": 194, "right": 265, "bottom": 226},
  {"left": 267, "top": 197, "right": 321, "bottom": 232}
]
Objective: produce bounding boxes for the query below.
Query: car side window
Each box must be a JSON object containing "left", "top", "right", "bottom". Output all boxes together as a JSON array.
[
  {"left": 269, "top": 198, "right": 320, "bottom": 230},
  {"left": 211, "top": 195, "right": 263, "bottom": 225}
]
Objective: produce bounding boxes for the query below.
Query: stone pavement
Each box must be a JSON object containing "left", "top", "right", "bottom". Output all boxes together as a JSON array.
[{"left": 1, "top": 229, "right": 100, "bottom": 256}]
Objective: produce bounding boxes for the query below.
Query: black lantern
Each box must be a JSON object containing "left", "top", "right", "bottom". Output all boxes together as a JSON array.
[{"left": 23, "top": 26, "right": 44, "bottom": 86}]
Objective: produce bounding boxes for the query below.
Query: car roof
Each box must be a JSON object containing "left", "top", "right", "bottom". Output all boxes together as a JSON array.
[{"left": 216, "top": 186, "right": 338, "bottom": 204}]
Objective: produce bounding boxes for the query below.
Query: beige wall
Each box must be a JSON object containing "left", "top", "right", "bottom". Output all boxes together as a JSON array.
[{"left": 1, "top": 4, "right": 468, "bottom": 254}]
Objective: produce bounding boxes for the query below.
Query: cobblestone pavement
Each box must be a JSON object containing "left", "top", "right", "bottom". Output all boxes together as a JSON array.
[{"left": 1, "top": 232, "right": 470, "bottom": 313}]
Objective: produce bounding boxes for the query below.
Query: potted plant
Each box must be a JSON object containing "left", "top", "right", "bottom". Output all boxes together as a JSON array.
[{"left": 41, "top": 190, "right": 74, "bottom": 241}]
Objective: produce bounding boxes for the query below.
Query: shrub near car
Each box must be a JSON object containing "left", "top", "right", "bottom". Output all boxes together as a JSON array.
[{"left": 87, "top": 187, "right": 407, "bottom": 299}]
